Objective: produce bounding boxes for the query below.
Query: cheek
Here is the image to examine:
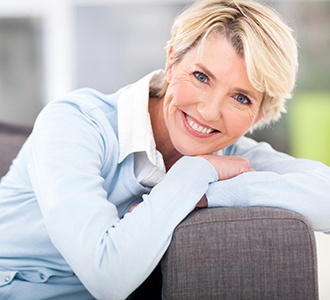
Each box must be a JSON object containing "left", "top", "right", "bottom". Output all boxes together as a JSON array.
[
  {"left": 166, "top": 77, "right": 198, "bottom": 107},
  {"left": 224, "top": 109, "right": 257, "bottom": 134}
]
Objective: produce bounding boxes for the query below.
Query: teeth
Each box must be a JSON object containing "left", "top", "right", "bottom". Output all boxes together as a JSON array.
[{"left": 186, "top": 115, "right": 214, "bottom": 134}]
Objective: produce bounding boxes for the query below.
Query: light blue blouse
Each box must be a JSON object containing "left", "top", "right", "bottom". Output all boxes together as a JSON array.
[{"left": 0, "top": 71, "right": 329, "bottom": 299}]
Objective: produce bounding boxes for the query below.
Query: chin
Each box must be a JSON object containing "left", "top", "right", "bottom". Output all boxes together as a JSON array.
[{"left": 174, "top": 143, "right": 208, "bottom": 156}]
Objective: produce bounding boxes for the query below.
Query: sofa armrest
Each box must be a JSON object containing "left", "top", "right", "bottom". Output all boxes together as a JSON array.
[{"left": 161, "top": 207, "right": 318, "bottom": 300}]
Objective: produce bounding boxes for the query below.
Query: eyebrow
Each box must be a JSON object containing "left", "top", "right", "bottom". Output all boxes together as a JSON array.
[
  {"left": 195, "top": 63, "right": 216, "bottom": 81},
  {"left": 195, "top": 63, "right": 261, "bottom": 103}
]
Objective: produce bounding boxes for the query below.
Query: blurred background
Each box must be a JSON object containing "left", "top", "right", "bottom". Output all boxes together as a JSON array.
[
  {"left": 0, "top": 0, "right": 329, "bottom": 163},
  {"left": 0, "top": 0, "right": 329, "bottom": 298}
]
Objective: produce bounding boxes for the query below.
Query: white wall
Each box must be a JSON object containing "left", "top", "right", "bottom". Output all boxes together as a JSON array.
[
  {"left": 0, "top": 0, "right": 193, "bottom": 105},
  {"left": 0, "top": 0, "right": 193, "bottom": 125}
]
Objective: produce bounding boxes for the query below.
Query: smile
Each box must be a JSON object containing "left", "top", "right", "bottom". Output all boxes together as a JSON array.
[
  {"left": 186, "top": 114, "right": 214, "bottom": 133},
  {"left": 183, "top": 112, "right": 219, "bottom": 136}
]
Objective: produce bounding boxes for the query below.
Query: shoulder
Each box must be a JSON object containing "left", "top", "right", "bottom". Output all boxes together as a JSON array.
[
  {"left": 47, "top": 88, "right": 119, "bottom": 114},
  {"left": 32, "top": 88, "right": 123, "bottom": 155},
  {"left": 36, "top": 87, "right": 123, "bottom": 132}
]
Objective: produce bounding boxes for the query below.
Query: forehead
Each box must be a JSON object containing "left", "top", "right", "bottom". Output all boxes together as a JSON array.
[
  {"left": 184, "top": 34, "right": 247, "bottom": 77},
  {"left": 196, "top": 29, "right": 243, "bottom": 56}
]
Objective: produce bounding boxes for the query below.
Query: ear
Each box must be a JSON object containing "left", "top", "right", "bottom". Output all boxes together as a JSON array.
[{"left": 165, "top": 46, "right": 175, "bottom": 83}]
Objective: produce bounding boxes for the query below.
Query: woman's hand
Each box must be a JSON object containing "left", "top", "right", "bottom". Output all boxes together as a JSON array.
[
  {"left": 194, "top": 155, "right": 252, "bottom": 210},
  {"left": 130, "top": 155, "right": 252, "bottom": 212},
  {"left": 195, "top": 195, "right": 208, "bottom": 210},
  {"left": 198, "top": 154, "right": 252, "bottom": 180},
  {"left": 129, "top": 203, "right": 139, "bottom": 213}
]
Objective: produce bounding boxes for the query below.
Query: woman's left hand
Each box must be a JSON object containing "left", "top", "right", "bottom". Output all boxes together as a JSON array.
[
  {"left": 129, "top": 203, "right": 139, "bottom": 213},
  {"left": 195, "top": 195, "right": 208, "bottom": 209}
]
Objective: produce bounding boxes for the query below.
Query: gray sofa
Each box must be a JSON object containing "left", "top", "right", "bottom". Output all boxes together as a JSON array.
[{"left": 0, "top": 121, "right": 319, "bottom": 300}]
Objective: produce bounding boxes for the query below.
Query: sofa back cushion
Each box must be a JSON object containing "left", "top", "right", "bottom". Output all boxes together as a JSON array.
[{"left": 0, "top": 121, "right": 32, "bottom": 178}]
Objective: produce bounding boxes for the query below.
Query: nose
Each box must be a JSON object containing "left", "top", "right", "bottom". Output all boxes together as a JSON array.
[{"left": 196, "top": 96, "right": 223, "bottom": 122}]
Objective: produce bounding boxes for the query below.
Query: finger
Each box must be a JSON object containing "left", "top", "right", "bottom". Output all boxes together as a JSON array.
[{"left": 129, "top": 203, "right": 139, "bottom": 212}]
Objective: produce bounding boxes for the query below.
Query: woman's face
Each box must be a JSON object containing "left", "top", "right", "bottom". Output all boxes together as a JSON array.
[{"left": 163, "top": 34, "right": 263, "bottom": 156}]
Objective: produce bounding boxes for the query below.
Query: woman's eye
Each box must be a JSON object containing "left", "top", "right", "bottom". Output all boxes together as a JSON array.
[
  {"left": 194, "top": 71, "right": 208, "bottom": 83},
  {"left": 235, "top": 94, "right": 251, "bottom": 105}
]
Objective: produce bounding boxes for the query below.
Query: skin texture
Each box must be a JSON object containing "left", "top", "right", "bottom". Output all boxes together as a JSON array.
[
  {"left": 143, "top": 34, "right": 264, "bottom": 210},
  {"left": 150, "top": 34, "right": 262, "bottom": 167}
]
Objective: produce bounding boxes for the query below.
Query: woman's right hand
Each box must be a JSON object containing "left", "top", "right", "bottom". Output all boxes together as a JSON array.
[{"left": 198, "top": 154, "right": 252, "bottom": 180}]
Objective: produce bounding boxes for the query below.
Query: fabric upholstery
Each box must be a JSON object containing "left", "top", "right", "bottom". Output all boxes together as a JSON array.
[
  {"left": 0, "top": 121, "right": 318, "bottom": 299},
  {"left": 0, "top": 121, "right": 32, "bottom": 178},
  {"left": 161, "top": 207, "right": 318, "bottom": 300}
]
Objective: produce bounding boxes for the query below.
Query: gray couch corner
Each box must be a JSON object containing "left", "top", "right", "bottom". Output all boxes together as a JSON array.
[
  {"left": 161, "top": 207, "right": 318, "bottom": 300},
  {"left": 0, "top": 120, "right": 319, "bottom": 300}
]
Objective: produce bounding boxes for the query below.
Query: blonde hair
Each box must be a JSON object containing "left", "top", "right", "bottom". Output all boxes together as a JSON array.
[{"left": 158, "top": 0, "right": 298, "bottom": 130}]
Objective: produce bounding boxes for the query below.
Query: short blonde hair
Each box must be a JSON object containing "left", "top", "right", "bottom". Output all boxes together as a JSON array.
[{"left": 159, "top": 0, "right": 298, "bottom": 130}]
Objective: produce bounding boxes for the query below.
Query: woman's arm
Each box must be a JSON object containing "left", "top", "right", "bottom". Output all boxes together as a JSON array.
[
  {"left": 206, "top": 136, "right": 330, "bottom": 233},
  {"left": 28, "top": 98, "right": 218, "bottom": 299}
]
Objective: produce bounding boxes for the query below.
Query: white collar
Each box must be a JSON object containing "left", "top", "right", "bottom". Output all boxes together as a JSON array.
[
  {"left": 117, "top": 69, "right": 222, "bottom": 181},
  {"left": 117, "top": 69, "right": 166, "bottom": 172}
]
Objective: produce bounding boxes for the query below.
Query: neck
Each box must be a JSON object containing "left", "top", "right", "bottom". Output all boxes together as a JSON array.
[{"left": 149, "top": 97, "right": 182, "bottom": 171}]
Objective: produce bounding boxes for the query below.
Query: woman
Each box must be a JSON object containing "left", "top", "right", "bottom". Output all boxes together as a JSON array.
[{"left": 0, "top": 0, "right": 329, "bottom": 299}]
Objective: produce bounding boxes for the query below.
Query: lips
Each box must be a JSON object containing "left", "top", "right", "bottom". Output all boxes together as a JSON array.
[{"left": 182, "top": 112, "right": 219, "bottom": 137}]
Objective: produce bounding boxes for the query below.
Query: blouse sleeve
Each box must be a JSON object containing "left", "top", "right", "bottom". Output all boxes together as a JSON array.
[
  {"left": 206, "top": 136, "right": 330, "bottom": 234},
  {"left": 28, "top": 96, "right": 218, "bottom": 299}
]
